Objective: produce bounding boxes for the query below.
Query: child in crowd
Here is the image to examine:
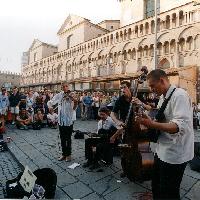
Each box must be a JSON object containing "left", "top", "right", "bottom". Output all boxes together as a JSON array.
[
  {"left": 47, "top": 108, "right": 58, "bottom": 129},
  {"left": 33, "top": 109, "right": 44, "bottom": 130}
]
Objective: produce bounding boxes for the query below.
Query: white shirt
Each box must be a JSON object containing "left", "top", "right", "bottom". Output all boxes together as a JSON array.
[
  {"left": 47, "top": 113, "right": 58, "bottom": 123},
  {"left": 156, "top": 85, "right": 194, "bottom": 164},
  {"left": 47, "top": 92, "right": 74, "bottom": 126},
  {"left": 97, "top": 116, "right": 118, "bottom": 132},
  {"left": 93, "top": 96, "right": 100, "bottom": 107}
]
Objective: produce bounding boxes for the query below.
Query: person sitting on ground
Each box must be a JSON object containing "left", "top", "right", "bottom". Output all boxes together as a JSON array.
[
  {"left": 47, "top": 108, "right": 58, "bottom": 129},
  {"left": 16, "top": 108, "right": 32, "bottom": 130},
  {"left": 83, "top": 107, "right": 121, "bottom": 170},
  {"left": 33, "top": 109, "right": 44, "bottom": 130}
]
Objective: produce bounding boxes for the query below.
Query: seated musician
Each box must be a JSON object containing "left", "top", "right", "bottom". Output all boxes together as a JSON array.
[{"left": 83, "top": 107, "right": 121, "bottom": 170}]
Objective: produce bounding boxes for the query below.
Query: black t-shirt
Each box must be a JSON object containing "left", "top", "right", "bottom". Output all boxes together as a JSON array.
[
  {"left": 9, "top": 92, "right": 21, "bottom": 107},
  {"left": 112, "top": 95, "right": 131, "bottom": 122},
  {"left": 19, "top": 95, "right": 27, "bottom": 110}
]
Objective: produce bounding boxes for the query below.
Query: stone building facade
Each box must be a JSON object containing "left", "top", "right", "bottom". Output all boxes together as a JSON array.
[
  {"left": 21, "top": 1, "right": 200, "bottom": 102},
  {"left": 0, "top": 71, "right": 21, "bottom": 91}
]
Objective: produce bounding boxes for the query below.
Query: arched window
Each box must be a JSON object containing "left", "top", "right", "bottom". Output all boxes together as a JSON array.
[
  {"left": 128, "top": 49, "right": 132, "bottom": 60},
  {"left": 179, "top": 38, "right": 185, "bottom": 52},
  {"left": 157, "top": 18, "right": 161, "bottom": 32},
  {"left": 135, "top": 25, "right": 138, "bottom": 36},
  {"left": 166, "top": 15, "right": 170, "bottom": 29},
  {"left": 123, "top": 51, "right": 127, "bottom": 60},
  {"left": 124, "top": 29, "right": 127, "bottom": 40},
  {"left": 140, "top": 24, "right": 144, "bottom": 35},
  {"left": 132, "top": 48, "right": 136, "bottom": 59},
  {"left": 170, "top": 39, "right": 176, "bottom": 53},
  {"left": 116, "top": 32, "right": 119, "bottom": 42},
  {"left": 163, "top": 41, "right": 170, "bottom": 54},
  {"left": 107, "top": 36, "right": 110, "bottom": 45},
  {"left": 145, "top": 22, "right": 149, "bottom": 34},
  {"left": 120, "top": 31, "right": 123, "bottom": 41},
  {"left": 186, "top": 36, "right": 193, "bottom": 51},
  {"left": 194, "top": 35, "right": 200, "bottom": 49},
  {"left": 157, "top": 43, "right": 162, "bottom": 55},
  {"left": 110, "top": 34, "right": 113, "bottom": 44},
  {"left": 179, "top": 10, "right": 184, "bottom": 26},
  {"left": 149, "top": 44, "right": 154, "bottom": 57},
  {"left": 151, "top": 21, "right": 155, "bottom": 33},
  {"left": 128, "top": 28, "right": 132, "bottom": 39},
  {"left": 172, "top": 13, "right": 177, "bottom": 28},
  {"left": 138, "top": 47, "right": 143, "bottom": 58},
  {"left": 144, "top": 45, "right": 148, "bottom": 57}
]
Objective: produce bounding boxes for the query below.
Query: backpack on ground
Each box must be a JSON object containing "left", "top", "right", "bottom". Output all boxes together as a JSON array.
[
  {"left": 5, "top": 168, "right": 57, "bottom": 199},
  {"left": 74, "top": 130, "right": 85, "bottom": 139}
]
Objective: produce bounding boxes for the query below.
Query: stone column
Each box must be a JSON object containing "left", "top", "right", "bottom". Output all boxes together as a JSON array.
[{"left": 175, "top": 41, "right": 179, "bottom": 68}]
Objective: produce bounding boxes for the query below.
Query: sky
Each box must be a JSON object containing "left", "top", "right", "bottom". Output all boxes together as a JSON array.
[{"left": 0, "top": 0, "right": 121, "bottom": 73}]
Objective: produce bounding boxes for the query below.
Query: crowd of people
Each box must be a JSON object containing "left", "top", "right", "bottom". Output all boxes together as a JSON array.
[{"left": 0, "top": 86, "right": 160, "bottom": 132}]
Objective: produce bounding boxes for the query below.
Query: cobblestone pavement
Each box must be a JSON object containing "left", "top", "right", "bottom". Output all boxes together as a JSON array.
[
  {"left": 0, "top": 151, "right": 22, "bottom": 199},
  {"left": 0, "top": 120, "right": 200, "bottom": 199}
]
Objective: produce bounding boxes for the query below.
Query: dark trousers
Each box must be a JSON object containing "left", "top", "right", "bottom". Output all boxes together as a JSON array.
[
  {"left": 152, "top": 154, "right": 187, "bottom": 200},
  {"left": 85, "top": 138, "right": 102, "bottom": 162},
  {"left": 59, "top": 125, "right": 73, "bottom": 157},
  {"left": 92, "top": 107, "right": 99, "bottom": 120},
  {"left": 85, "top": 137, "right": 113, "bottom": 164},
  {"left": 95, "top": 142, "right": 113, "bottom": 164}
]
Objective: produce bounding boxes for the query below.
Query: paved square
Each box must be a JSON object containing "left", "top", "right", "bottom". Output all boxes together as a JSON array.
[{"left": 0, "top": 120, "right": 200, "bottom": 199}]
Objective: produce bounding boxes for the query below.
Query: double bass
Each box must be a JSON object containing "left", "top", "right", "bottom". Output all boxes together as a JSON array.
[{"left": 118, "top": 66, "right": 154, "bottom": 182}]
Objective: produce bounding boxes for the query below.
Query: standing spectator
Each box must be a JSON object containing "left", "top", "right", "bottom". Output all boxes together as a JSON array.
[
  {"left": 9, "top": 86, "right": 21, "bottom": 125},
  {"left": 79, "top": 92, "right": 85, "bottom": 120},
  {"left": 43, "top": 89, "right": 51, "bottom": 114},
  {"left": 100, "top": 93, "right": 107, "bottom": 108},
  {"left": 26, "top": 91, "right": 34, "bottom": 121},
  {"left": 47, "top": 108, "right": 58, "bottom": 129},
  {"left": 107, "top": 92, "right": 118, "bottom": 111},
  {"left": 26, "top": 91, "right": 34, "bottom": 109},
  {"left": 19, "top": 93, "right": 27, "bottom": 110},
  {"left": 92, "top": 92, "right": 100, "bottom": 120},
  {"left": 32, "top": 90, "right": 39, "bottom": 102},
  {"left": 0, "top": 88, "right": 9, "bottom": 133},
  {"left": 82, "top": 92, "right": 93, "bottom": 120},
  {"left": 47, "top": 82, "right": 78, "bottom": 161}
]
